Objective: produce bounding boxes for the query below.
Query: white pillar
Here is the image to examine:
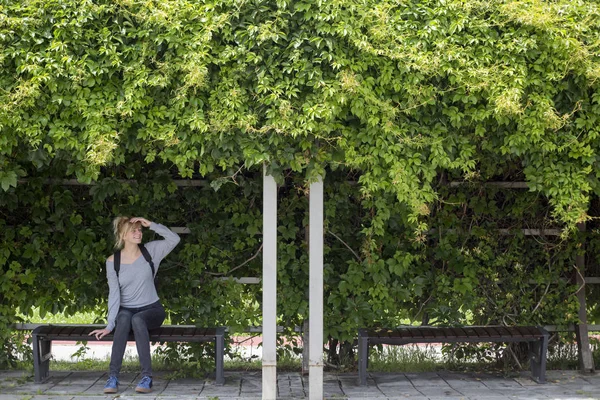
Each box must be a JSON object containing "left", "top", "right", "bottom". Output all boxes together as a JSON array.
[
  {"left": 309, "top": 177, "right": 324, "bottom": 399},
  {"left": 262, "top": 167, "right": 277, "bottom": 400}
]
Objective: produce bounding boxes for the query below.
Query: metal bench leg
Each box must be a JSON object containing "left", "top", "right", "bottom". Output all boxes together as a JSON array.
[
  {"left": 538, "top": 334, "right": 548, "bottom": 384},
  {"left": 33, "top": 335, "right": 52, "bottom": 383},
  {"left": 32, "top": 333, "right": 42, "bottom": 383},
  {"left": 358, "top": 329, "right": 368, "bottom": 386},
  {"left": 215, "top": 328, "right": 225, "bottom": 385},
  {"left": 529, "top": 336, "right": 548, "bottom": 384}
]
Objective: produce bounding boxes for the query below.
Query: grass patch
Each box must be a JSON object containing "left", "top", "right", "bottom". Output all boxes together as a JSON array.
[
  {"left": 16, "top": 307, "right": 173, "bottom": 325},
  {"left": 17, "top": 308, "right": 100, "bottom": 324},
  {"left": 47, "top": 354, "right": 208, "bottom": 374},
  {"left": 225, "top": 353, "right": 301, "bottom": 372},
  {"left": 368, "top": 344, "right": 440, "bottom": 373},
  {"left": 19, "top": 349, "right": 301, "bottom": 377}
]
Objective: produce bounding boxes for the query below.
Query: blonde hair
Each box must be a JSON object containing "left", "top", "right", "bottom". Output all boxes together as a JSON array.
[{"left": 112, "top": 217, "right": 142, "bottom": 249}]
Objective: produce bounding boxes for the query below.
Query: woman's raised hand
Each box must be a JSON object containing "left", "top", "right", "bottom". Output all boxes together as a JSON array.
[{"left": 130, "top": 217, "right": 151, "bottom": 227}]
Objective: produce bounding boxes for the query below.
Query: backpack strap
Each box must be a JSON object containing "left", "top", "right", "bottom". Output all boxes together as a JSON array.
[
  {"left": 113, "top": 245, "right": 154, "bottom": 277},
  {"left": 114, "top": 250, "right": 121, "bottom": 277},
  {"left": 139, "top": 244, "right": 155, "bottom": 277}
]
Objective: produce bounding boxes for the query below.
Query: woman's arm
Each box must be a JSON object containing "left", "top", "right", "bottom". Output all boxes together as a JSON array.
[
  {"left": 143, "top": 221, "right": 181, "bottom": 268},
  {"left": 90, "top": 258, "right": 120, "bottom": 339}
]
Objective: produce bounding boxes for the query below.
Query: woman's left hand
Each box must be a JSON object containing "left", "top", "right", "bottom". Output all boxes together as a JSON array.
[
  {"left": 130, "top": 217, "right": 151, "bottom": 227},
  {"left": 89, "top": 328, "right": 111, "bottom": 340}
]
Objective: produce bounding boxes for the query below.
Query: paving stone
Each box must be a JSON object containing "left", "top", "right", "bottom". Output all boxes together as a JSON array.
[
  {"left": 0, "top": 396, "right": 35, "bottom": 400},
  {"left": 481, "top": 379, "right": 526, "bottom": 390},
  {"left": 277, "top": 373, "right": 306, "bottom": 398},
  {"left": 44, "top": 384, "right": 97, "bottom": 395},
  {"left": 409, "top": 378, "right": 450, "bottom": 387},
  {"left": 373, "top": 373, "right": 413, "bottom": 384},
  {"left": 426, "top": 397, "right": 469, "bottom": 400},
  {"left": 378, "top": 388, "right": 425, "bottom": 397},
  {"left": 12, "top": 397, "right": 76, "bottom": 400},
  {"left": 58, "top": 371, "right": 105, "bottom": 385},
  {"left": 160, "top": 383, "right": 203, "bottom": 396},
  {"left": 457, "top": 389, "right": 505, "bottom": 398},
  {"left": 417, "top": 387, "right": 464, "bottom": 397},
  {"left": 240, "top": 375, "right": 262, "bottom": 395},
  {"left": 514, "top": 376, "right": 543, "bottom": 386}
]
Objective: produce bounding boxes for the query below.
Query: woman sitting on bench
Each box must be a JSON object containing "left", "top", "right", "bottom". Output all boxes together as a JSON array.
[{"left": 89, "top": 216, "right": 180, "bottom": 394}]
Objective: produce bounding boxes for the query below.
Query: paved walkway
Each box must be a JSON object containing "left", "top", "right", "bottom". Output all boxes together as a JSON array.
[{"left": 1, "top": 369, "right": 600, "bottom": 399}]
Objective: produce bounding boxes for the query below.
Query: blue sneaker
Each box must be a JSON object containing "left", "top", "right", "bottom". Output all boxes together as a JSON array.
[
  {"left": 103, "top": 376, "right": 119, "bottom": 393},
  {"left": 135, "top": 375, "right": 153, "bottom": 393}
]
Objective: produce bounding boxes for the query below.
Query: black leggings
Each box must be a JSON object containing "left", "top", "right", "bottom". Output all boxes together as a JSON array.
[{"left": 109, "top": 300, "right": 166, "bottom": 377}]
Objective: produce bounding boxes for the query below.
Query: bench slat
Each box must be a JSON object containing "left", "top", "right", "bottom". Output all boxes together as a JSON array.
[
  {"left": 164, "top": 326, "right": 176, "bottom": 337},
  {"left": 496, "top": 326, "right": 511, "bottom": 337},
  {"left": 74, "top": 326, "right": 89, "bottom": 337},
  {"left": 453, "top": 327, "right": 468, "bottom": 339},
  {"left": 507, "top": 326, "right": 525, "bottom": 338},
  {"left": 62, "top": 326, "right": 76, "bottom": 337},
  {"left": 526, "top": 326, "right": 543, "bottom": 337},
  {"left": 421, "top": 328, "right": 435, "bottom": 339},
  {"left": 483, "top": 326, "right": 501, "bottom": 338},
  {"left": 183, "top": 327, "right": 196, "bottom": 337}
]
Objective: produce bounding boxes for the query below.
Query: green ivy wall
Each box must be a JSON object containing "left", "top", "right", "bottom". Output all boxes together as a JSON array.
[{"left": 1, "top": 0, "right": 600, "bottom": 366}]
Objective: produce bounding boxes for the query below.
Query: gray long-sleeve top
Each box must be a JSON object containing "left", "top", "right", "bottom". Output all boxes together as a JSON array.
[{"left": 105, "top": 222, "right": 180, "bottom": 332}]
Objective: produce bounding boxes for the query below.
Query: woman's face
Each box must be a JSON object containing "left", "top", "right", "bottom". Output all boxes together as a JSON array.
[{"left": 124, "top": 224, "right": 143, "bottom": 245}]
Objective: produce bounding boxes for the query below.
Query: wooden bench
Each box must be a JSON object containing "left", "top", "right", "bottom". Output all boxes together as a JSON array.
[
  {"left": 358, "top": 325, "right": 549, "bottom": 385},
  {"left": 32, "top": 324, "right": 225, "bottom": 385}
]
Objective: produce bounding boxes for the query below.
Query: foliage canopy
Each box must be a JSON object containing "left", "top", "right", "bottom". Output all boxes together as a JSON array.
[{"left": 2, "top": 0, "right": 599, "bottom": 225}]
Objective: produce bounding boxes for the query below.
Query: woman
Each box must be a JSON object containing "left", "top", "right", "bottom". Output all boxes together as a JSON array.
[{"left": 90, "top": 217, "right": 180, "bottom": 394}]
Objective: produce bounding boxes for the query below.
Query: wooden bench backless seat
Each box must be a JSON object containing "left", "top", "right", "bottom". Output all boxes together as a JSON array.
[
  {"left": 32, "top": 324, "right": 225, "bottom": 385},
  {"left": 358, "top": 325, "right": 549, "bottom": 385}
]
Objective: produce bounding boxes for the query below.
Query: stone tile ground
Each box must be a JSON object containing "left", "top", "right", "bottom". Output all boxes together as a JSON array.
[{"left": 1, "top": 370, "right": 600, "bottom": 399}]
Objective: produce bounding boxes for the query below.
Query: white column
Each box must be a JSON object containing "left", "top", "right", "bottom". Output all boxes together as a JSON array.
[
  {"left": 309, "top": 177, "right": 324, "bottom": 399},
  {"left": 262, "top": 166, "right": 277, "bottom": 400}
]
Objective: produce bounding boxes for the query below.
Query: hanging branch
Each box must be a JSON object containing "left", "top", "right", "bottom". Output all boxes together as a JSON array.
[
  {"left": 414, "top": 293, "right": 434, "bottom": 322},
  {"left": 574, "top": 264, "right": 586, "bottom": 295},
  {"left": 207, "top": 244, "right": 263, "bottom": 276},
  {"left": 531, "top": 283, "right": 551, "bottom": 315},
  {"left": 507, "top": 344, "right": 523, "bottom": 370},
  {"left": 327, "top": 230, "right": 361, "bottom": 262}
]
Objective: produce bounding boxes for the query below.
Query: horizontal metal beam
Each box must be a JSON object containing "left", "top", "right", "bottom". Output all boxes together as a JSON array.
[
  {"left": 498, "top": 228, "right": 562, "bottom": 236},
  {"left": 18, "top": 179, "right": 208, "bottom": 187},
  {"left": 20, "top": 179, "right": 535, "bottom": 190},
  {"left": 171, "top": 227, "right": 191, "bottom": 234},
  {"left": 217, "top": 277, "right": 261, "bottom": 284},
  {"left": 544, "top": 325, "right": 600, "bottom": 332},
  {"left": 428, "top": 228, "right": 562, "bottom": 236},
  {"left": 450, "top": 181, "right": 529, "bottom": 189}
]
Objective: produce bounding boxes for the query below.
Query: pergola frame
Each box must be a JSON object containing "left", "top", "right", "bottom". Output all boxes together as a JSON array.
[
  {"left": 13, "top": 176, "right": 594, "bottom": 394},
  {"left": 262, "top": 170, "right": 324, "bottom": 400}
]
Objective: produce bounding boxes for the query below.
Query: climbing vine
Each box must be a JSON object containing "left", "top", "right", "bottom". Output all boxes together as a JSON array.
[{"left": 1, "top": 0, "right": 600, "bottom": 366}]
